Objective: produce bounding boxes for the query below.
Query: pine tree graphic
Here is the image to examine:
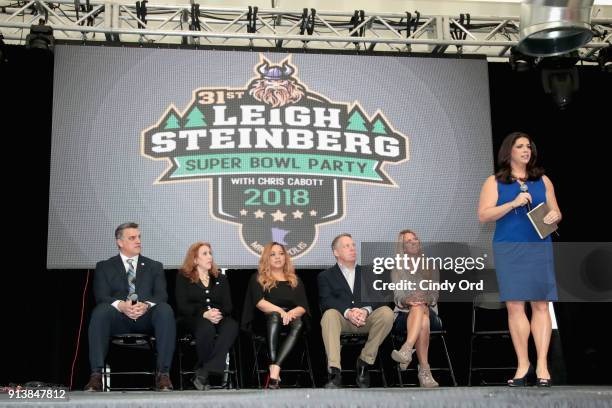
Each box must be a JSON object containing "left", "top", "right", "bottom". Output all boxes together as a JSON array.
[
  {"left": 372, "top": 118, "right": 388, "bottom": 134},
  {"left": 164, "top": 113, "right": 181, "bottom": 129},
  {"left": 185, "top": 106, "right": 207, "bottom": 128},
  {"left": 347, "top": 109, "right": 368, "bottom": 132}
]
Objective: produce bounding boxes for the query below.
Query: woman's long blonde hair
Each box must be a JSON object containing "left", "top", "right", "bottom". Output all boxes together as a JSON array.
[
  {"left": 257, "top": 242, "right": 297, "bottom": 291},
  {"left": 392, "top": 229, "right": 429, "bottom": 279}
]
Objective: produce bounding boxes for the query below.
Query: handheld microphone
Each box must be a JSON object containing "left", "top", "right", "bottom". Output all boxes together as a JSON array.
[
  {"left": 127, "top": 293, "right": 138, "bottom": 321},
  {"left": 128, "top": 293, "right": 138, "bottom": 305},
  {"left": 519, "top": 183, "right": 532, "bottom": 211}
]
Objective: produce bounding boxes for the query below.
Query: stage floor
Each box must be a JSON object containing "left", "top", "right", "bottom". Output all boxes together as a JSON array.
[{"left": 2, "top": 386, "right": 611, "bottom": 407}]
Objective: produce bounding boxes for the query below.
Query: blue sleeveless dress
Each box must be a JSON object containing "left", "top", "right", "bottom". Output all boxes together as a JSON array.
[{"left": 493, "top": 178, "right": 557, "bottom": 301}]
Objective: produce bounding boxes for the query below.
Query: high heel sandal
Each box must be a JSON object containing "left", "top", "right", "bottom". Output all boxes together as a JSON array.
[
  {"left": 536, "top": 377, "right": 552, "bottom": 387},
  {"left": 268, "top": 377, "right": 280, "bottom": 389},
  {"left": 264, "top": 374, "right": 281, "bottom": 389},
  {"left": 507, "top": 364, "right": 535, "bottom": 387}
]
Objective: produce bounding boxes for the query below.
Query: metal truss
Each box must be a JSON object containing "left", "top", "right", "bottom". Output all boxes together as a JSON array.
[{"left": 1, "top": 1, "right": 611, "bottom": 61}]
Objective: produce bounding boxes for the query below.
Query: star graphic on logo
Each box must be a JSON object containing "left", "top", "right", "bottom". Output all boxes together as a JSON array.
[
  {"left": 240, "top": 209, "right": 248, "bottom": 216},
  {"left": 271, "top": 209, "right": 287, "bottom": 222},
  {"left": 309, "top": 210, "right": 317, "bottom": 216},
  {"left": 292, "top": 210, "right": 303, "bottom": 219},
  {"left": 254, "top": 209, "right": 265, "bottom": 219}
]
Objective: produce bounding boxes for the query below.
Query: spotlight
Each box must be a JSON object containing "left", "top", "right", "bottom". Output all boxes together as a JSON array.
[
  {"left": 26, "top": 22, "right": 54, "bottom": 52},
  {"left": 598, "top": 45, "right": 612, "bottom": 73},
  {"left": 509, "top": 47, "right": 536, "bottom": 72},
  {"left": 540, "top": 53, "right": 579, "bottom": 109},
  {"left": 518, "top": 0, "right": 594, "bottom": 57}
]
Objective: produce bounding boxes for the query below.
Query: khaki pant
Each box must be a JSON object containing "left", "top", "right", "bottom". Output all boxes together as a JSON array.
[{"left": 320, "top": 306, "right": 394, "bottom": 369}]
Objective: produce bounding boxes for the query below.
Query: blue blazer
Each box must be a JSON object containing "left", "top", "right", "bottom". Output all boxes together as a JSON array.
[{"left": 318, "top": 263, "right": 371, "bottom": 314}]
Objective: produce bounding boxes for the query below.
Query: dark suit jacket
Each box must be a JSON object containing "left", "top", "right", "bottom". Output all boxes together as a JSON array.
[
  {"left": 175, "top": 273, "right": 233, "bottom": 318},
  {"left": 318, "top": 263, "right": 372, "bottom": 314},
  {"left": 93, "top": 254, "right": 168, "bottom": 305}
]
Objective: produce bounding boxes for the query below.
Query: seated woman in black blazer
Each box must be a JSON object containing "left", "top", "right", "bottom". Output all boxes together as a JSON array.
[
  {"left": 175, "top": 242, "right": 238, "bottom": 390},
  {"left": 241, "top": 242, "right": 310, "bottom": 389}
]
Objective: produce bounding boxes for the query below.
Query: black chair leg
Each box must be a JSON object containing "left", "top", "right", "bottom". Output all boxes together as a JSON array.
[
  {"left": 237, "top": 336, "right": 244, "bottom": 390},
  {"left": 221, "top": 352, "right": 230, "bottom": 389},
  {"left": 390, "top": 335, "right": 404, "bottom": 387},
  {"left": 303, "top": 337, "right": 316, "bottom": 387},
  {"left": 468, "top": 335, "right": 475, "bottom": 386},
  {"left": 440, "top": 335, "right": 457, "bottom": 386},
  {"left": 396, "top": 364, "right": 404, "bottom": 387},
  {"left": 232, "top": 346, "right": 241, "bottom": 390},
  {"left": 102, "top": 365, "right": 107, "bottom": 392},
  {"left": 178, "top": 346, "right": 184, "bottom": 391},
  {"left": 378, "top": 356, "right": 388, "bottom": 388},
  {"left": 251, "top": 337, "right": 263, "bottom": 389}
]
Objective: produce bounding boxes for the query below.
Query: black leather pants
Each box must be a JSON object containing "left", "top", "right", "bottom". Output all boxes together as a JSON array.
[{"left": 265, "top": 312, "right": 304, "bottom": 367}]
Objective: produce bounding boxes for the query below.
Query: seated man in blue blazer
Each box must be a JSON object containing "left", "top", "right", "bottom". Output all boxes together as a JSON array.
[
  {"left": 318, "top": 233, "right": 394, "bottom": 388},
  {"left": 84, "top": 222, "right": 176, "bottom": 392}
]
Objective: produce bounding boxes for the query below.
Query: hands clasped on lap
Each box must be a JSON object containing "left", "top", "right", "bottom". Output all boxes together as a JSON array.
[
  {"left": 119, "top": 300, "right": 149, "bottom": 320},
  {"left": 203, "top": 308, "right": 224, "bottom": 324},
  {"left": 347, "top": 308, "right": 368, "bottom": 327}
]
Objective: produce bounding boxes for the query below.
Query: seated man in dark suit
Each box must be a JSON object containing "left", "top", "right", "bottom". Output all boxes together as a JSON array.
[
  {"left": 84, "top": 222, "right": 176, "bottom": 392},
  {"left": 318, "top": 233, "right": 394, "bottom": 388}
]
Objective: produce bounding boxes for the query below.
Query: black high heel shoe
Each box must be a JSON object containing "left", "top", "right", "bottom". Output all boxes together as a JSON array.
[
  {"left": 507, "top": 365, "right": 535, "bottom": 387},
  {"left": 536, "top": 377, "right": 552, "bottom": 387},
  {"left": 268, "top": 377, "right": 280, "bottom": 389},
  {"left": 264, "top": 374, "right": 281, "bottom": 389}
]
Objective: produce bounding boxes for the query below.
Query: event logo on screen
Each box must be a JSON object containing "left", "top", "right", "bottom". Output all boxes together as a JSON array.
[{"left": 142, "top": 55, "right": 409, "bottom": 258}]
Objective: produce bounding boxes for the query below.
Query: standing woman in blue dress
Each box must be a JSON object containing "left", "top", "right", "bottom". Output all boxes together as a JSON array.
[{"left": 478, "top": 131, "right": 562, "bottom": 387}]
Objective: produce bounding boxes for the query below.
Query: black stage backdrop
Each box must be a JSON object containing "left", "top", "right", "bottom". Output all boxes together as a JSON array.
[{"left": 1, "top": 44, "right": 610, "bottom": 388}]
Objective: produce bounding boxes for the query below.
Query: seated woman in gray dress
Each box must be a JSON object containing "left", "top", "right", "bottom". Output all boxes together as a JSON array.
[
  {"left": 241, "top": 242, "right": 310, "bottom": 389},
  {"left": 390, "top": 229, "right": 440, "bottom": 388},
  {"left": 175, "top": 242, "right": 238, "bottom": 390}
]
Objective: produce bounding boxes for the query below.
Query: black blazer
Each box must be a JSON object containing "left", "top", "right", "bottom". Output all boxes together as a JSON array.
[
  {"left": 93, "top": 254, "right": 168, "bottom": 305},
  {"left": 318, "top": 263, "right": 371, "bottom": 314},
  {"left": 175, "top": 273, "right": 233, "bottom": 319}
]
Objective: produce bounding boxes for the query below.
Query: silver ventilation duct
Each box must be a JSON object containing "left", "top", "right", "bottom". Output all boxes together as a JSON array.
[{"left": 518, "top": 0, "right": 595, "bottom": 57}]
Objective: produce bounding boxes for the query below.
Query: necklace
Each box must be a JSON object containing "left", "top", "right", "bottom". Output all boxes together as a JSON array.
[{"left": 200, "top": 272, "right": 210, "bottom": 286}]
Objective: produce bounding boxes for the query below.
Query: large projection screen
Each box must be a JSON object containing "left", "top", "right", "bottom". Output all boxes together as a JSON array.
[{"left": 48, "top": 45, "right": 494, "bottom": 269}]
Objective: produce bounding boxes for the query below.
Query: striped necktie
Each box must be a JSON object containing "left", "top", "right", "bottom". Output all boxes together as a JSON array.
[{"left": 126, "top": 258, "right": 136, "bottom": 295}]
